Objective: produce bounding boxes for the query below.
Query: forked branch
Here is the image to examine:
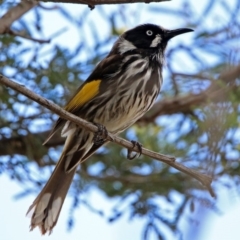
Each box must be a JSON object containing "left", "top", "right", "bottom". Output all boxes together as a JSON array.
[
  {"left": 0, "top": 1, "right": 37, "bottom": 34},
  {"left": 0, "top": 1, "right": 49, "bottom": 43}
]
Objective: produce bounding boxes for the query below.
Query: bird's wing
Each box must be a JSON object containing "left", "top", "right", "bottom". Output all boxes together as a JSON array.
[{"left": 43, "top": 54, "right": 123, "bottom": 145}]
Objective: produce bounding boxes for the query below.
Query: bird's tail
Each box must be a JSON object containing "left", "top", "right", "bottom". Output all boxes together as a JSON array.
[
  {"left": 27, "top": 128, "right": 94, "bottom": 235},
  {"left": 26, "top": 155, "right": 77, "bottom": 235}
]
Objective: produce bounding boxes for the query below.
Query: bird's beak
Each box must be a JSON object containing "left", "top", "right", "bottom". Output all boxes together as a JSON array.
[{"left": 164, "top": 28, "right": 193, "bottom": 41}]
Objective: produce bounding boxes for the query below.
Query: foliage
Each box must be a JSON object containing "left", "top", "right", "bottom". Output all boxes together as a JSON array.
[{"left": 0, "top": 0, "right": 240, "bottom": 239}]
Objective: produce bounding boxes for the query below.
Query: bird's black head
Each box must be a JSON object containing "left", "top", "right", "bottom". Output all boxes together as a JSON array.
[{"left": 115, "top": 24, "right": 193, "bottom": 54}]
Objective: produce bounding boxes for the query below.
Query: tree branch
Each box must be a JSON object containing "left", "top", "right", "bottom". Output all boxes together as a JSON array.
[
  {"left": 0, "top": 1, "right": 38, "bottom": 34},
  {"left": 0, "top": 74, "right": 214, "bottom": 196},
  {"left": 5, "top": 29, "right": 51, "bottom": 44},
  {"left": 1, "top": 64, "right": 239, "bottom": 162},
  {"left": 22, "top": 0, "right": 169, "bottom": 8},
  {"left": 0, "top": 1, "right": 49, "bottom": 43},
  {"left": 0, "top": 130, "right": 63, "bottom": 159}
]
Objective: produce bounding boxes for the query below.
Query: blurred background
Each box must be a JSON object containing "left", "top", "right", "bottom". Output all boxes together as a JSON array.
[{"left": 0, "top": 0, "right": 240, "bottom": 239}]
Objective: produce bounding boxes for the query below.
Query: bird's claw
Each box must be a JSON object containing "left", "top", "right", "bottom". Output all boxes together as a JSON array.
[
  {"left": 127, "top": 140, "right": 142, "bottom": 160},
  {"left": 93, "top": 123, "right": 108, "bottom": 145}
]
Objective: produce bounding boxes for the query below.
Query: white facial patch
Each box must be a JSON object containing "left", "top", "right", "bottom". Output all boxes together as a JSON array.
[
  {"left": 150, "top": 34, "right": 162, "bottom": 47},
  {"left": 118, "top": 38, "right": 136, "bottom": 54}
]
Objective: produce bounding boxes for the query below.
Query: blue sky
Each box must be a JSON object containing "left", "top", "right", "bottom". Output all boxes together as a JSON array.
[{"left": 2, "top": 172, "right": 240, "bottom": 240}]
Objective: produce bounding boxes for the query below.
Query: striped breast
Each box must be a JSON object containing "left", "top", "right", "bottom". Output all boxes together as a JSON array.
[{"left": 93, "top": 54, "right": 162, "bottom": 134}]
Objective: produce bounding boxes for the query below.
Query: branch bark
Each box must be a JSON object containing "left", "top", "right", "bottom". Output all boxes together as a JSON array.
[
  {"left": 0, "top": 74, "right": 214, "bottom": 196},
  {"left": 0, "top": 1, "right": 38, "bottom": 34},
  {"left": 0, "top": 1, "right": 49, "bottom": 43},
  {"left": 1, "top": 65, "right": 239, "bottom": 159},
  {"left": 22, "top": 0, "right": 169, "bottom": 8},
  {"left": 5, "top": 29, "right": 51, "bottom": 44}
]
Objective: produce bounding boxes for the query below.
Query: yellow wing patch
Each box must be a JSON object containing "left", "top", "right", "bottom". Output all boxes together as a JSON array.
[{"left": 65, "top": 80, "right": 101, "bottom": 112}]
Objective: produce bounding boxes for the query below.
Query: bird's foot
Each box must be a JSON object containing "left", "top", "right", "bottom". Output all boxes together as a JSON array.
[
  {"left": 127, "top": 140, "right": 142, "bottom": 160},
  {"left": 93, "top": 123, "right": 108, "bottom": 145}
]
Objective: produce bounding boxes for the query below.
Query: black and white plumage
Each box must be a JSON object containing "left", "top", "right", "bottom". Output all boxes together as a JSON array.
[{"left": 27, "top": 24, "right": 193, "bottom": 234}]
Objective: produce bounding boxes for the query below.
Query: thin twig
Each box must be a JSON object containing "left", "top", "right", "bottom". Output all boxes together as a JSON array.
[
  {"left": 22, "top": 0, "right": 169, "bottom": 5},
  {"left": 0, "top": 74, "right": 214, "bottom": 196},
  {"left": 6, "top": 29, "right": 50, "bottom": 44},
  {"left": 0, "top": 1, "right": 38, "bottom": 34},
  {"left": 0, "top": 1, "right": 50, "bottom": 44}
]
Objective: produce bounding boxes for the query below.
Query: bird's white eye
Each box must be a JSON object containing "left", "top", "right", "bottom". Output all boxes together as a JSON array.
[{"left": 146, "top": 30, "right": 153, "bottom": 36}]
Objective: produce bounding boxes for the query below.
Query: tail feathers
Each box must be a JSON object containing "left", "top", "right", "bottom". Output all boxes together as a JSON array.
[
  {"left": 63, "top": 128, "right": 94, "bottom": 173},
  {"left": 27, "top": 154, "right": 77, "bottom": 235},
  {"left": 27, "top": 127, "right": 101, "bottom": 234},
  {"left": 42, "top": 118, "right": 66, "bottom": 146}
]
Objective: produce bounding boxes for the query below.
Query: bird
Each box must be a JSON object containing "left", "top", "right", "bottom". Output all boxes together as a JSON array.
[{"left": 26, "top": 23, "right": 193, "bottom": 234}]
